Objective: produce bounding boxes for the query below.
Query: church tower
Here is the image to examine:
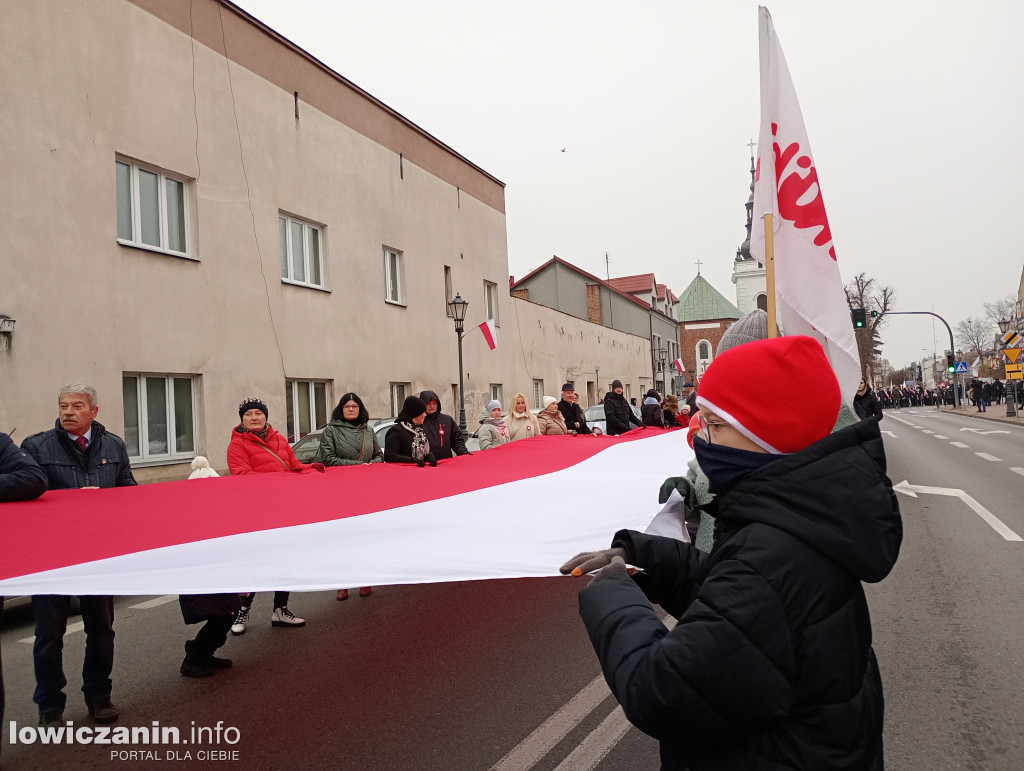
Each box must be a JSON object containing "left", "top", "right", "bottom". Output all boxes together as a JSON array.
[{"left": 732, "top": 151, "right": 768, "bottom": 315}]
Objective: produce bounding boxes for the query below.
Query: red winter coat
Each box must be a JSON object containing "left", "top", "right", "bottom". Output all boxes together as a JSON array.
[{"left": 227, "top": 425, "right": 306, "bottom": 474}]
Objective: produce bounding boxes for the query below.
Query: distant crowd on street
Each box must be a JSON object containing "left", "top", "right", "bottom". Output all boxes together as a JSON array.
[{"left": 874, "top": 377, "right": 1019, "bottom": 412}]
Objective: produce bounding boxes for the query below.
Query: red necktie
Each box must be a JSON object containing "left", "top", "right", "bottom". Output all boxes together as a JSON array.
[{"left": 76, "top": 436, "right": 87, "bottom": 452}]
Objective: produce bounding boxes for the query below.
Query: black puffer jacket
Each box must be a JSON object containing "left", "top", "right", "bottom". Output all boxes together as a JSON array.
[
  {"left": 558, "top": 399, "right": 592, "bottom": 434},
  {"left": 604, "top": 391, "right": 641, "bottom": 436},
  {"left": 853, "top": 388, "right": 883, "bottom": 422},
  {"left": 0, "top": 431, "right": 47, "bottom": 502},
  {"left": 418, "top": 390, "right": 469, "bottom": 458},
  {"left": 21, "top": 420, "right": 136, "bottom": 489},
  {"left": 578, "top": 418, "right": 901, "bottom": 770}
]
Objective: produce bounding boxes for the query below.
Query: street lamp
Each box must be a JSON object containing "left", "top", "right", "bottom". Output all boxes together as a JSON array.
[
  {"left": 448, "top": 293, "right": 469, "bottom": 432},
  {"left": 998, "top": 317, "right": 1018, "bottom": 417}
]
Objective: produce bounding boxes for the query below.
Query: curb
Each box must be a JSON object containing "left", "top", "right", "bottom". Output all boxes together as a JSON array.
[{"left": 935, "top": 406, "right": 1024, "bottom": 427}]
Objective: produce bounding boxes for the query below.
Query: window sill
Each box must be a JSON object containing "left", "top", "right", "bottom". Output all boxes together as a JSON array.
[
  {"left": 385, "top": 299, "right": 407, "bottom": 308},
  {"left": 129, "top": 455, "right": 196, "bottom": 468},
  {"left": 117, "top": 239, "right": 196, "bottom": 261},
  {"left": 281, "top": 279, "right": 331, "bottom": 293}
]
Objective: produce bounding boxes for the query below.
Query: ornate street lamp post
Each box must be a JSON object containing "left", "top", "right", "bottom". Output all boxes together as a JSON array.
[
  {"left": 998, "top": 317, "right": 1018, "bottom": 417},
  {"left": 448, "top": 293, "right": 469, "bottom": 432}
]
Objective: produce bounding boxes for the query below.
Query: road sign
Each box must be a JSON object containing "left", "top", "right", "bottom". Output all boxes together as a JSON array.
[
  {"left": 1007, "top": 363, "right": 1023, "bottom": 380},
  {"left": 1003, "top": 348, "right": 1022, "bottom": 364},
  {"left": 954, "top": 361, "right": 968, "bottom": 373},
  {"left": 1000, "top": 330, "right": 1023, "bottom": 347}
]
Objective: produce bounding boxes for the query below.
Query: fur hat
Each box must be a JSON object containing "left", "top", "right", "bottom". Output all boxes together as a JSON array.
[
  {"left": 188, "top": 456, "right": 220, "bottom": 479},
  {"left": 696, "top": 336, "right": 840, "bottom": 454},
  {"left": 717, "top": 309, "right": 769, "bottom": 356},
  {"left": 485, "top": 399, "right": 502, "bottom": 413},
  {"left": 238, "top": 397, "right": 268, "bottom": 421}
]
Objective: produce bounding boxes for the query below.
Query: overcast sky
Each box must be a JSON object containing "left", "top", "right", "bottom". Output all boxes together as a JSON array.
[{"left": 235, "top": 0, "right": 1023, "bottom": 370}]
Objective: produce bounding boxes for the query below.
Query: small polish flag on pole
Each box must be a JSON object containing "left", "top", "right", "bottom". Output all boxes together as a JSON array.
[
  {"left": 673, "top": 357, "right": 684, "bottom": 373},
  {"left": 479, "top": 319, "right": 497, "bottom": 350}
]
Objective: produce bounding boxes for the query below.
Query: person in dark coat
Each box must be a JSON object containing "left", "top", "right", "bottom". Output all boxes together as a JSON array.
[
  {"left": 418, "top": 390, "right": 469, "bottom": 459},
  {"left": 604, "top": 380, "right": 641, "bottom": 436},
  {"left": 853, "top": 377, "right": 884, "bottom": 421},
  {"left": 385, "top": 396, "right": 436, "bottom": 466},
  {"left": 21, "top": 383, "right": 137, "bottom": 727},
  {"left": 970, "top": 378, "right": 986, "bottom": 412},
  {"left": 641, "top": 389, "right": 666, "bottom": 428},
  {"left": 682, "top": 381, "right": 697, "bottom": 415},
  {"left": 0, "top": 430, "right": 47, "bottom": 732},
  {"left": 557, "top": 383, "right": 591, "bottom": 434},
  {"left": 562, "top": 337, "right": 902, "bottom": 770}
]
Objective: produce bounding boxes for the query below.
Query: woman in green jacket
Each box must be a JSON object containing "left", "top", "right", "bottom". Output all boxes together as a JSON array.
[{"left": 319, "top": 392, "right": 381, "bottom": 600}]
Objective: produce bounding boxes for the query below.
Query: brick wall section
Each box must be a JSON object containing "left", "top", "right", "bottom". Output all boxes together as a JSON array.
[
  {"left": 511, "top": 288, "right": 529, "bottom": 301},
  {"left": 679, "top": 318, "right": 733, "bottom": 382},
  {"left": 586, "top": 284, "right": 602, "bottom": 325}
]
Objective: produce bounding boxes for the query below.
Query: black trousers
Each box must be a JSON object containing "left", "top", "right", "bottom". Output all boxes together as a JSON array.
[{"left": 187, "top": 618, "right": 233, "bottom": 659}]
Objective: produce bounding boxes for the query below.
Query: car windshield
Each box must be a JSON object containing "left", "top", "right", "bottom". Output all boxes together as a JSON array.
[{"left": 584, "top": 406, "right": 604, "bottom": 419}]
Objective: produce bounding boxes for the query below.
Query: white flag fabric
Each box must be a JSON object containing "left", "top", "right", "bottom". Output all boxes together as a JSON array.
[
  {"left": 970, "top": 357, "right": 980, "bottom": 377},
  {"left": 749, "top": 6, "right": 862, "bottom": 405}
]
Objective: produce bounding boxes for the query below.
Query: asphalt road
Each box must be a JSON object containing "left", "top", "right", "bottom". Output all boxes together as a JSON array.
[{"left": 1, "top": 407, "right": 1021, "bottom": 769}]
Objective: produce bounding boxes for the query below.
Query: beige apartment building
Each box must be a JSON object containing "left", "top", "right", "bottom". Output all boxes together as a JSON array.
[{"left": 0, "top": 0, "right": 651, "bottom": 480}]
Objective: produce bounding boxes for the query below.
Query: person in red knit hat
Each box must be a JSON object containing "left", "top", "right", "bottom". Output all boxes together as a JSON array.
[{"left": 562, "top": 335, "right": 902, "bottom": 770}]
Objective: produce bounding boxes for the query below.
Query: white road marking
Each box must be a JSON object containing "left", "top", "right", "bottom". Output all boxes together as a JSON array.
[
  {"left": 881, "top": 430, "right": 897, "bottom": 438},
  {"left": 1012, "top": 468, "right": 1024, "bottom": 478},
  {"left": 976, "top": 453, "right": 1002, "bottom": 462},
  {"left": 128, "top": 595, "right": 178, "bottom": 610},
  {"left": 960, "top": 428, "right": 1011, "bottom": 435},
  {"left": 19, "top": 621, "right": 84, "bottom": 644},
  {"left": 910, "top": 425, "right": 923, "bottom": 429},
  {"left": 893, "top": 481, "right": 1022, "bottom": 541},
  {"left": 553, "top": 707, "right": 631, "bottom": 771},
  {"left": 950, "top": 442, "right": 970, "bottom": 448},
  {"left": 491, "top": 616, "right": 675, "bottom": 770},
  {"left": 889, "top": 416, "right": 916, "bottom": 426},
  {"left": 922, "top": 430, "right": 934, "bottom": 434},
  {"left": 932, "top": 435, "right": 948, "bottom": 440}
]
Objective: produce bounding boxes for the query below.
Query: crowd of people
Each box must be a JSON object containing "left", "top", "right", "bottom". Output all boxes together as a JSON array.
[{"left": 873, "top": 377, "right": 1019, "bottom": 412}]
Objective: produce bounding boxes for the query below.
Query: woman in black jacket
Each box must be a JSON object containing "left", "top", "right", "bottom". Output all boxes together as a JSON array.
[
  {"left": 853, "top": 377, "right": 884, "bottom": 421},
  {"left": 562, "top": 337, "right": 902, "bottom": 770},
  {"left": 384, "top": 396, "right": 436, "bottom": 466}
]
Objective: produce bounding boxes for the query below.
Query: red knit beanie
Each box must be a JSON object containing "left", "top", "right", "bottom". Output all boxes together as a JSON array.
[{"left": 695, "top": 335, "right": 840, "bottom": 454}]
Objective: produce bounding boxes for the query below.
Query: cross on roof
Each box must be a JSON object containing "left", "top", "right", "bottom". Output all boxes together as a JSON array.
[
  {"left": 695, "top": 258, "right": 703, "bottom": 275},
  {"left": 747, "top": 138, "right": 756, "bottom": 156}
]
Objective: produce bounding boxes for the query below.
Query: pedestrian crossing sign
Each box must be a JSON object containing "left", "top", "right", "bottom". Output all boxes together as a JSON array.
[
  {"left": 953, "top": 361, "right": 968, "bottom": 373},
  {"left": 1003, "top": 347, "right": 1022, "bottom": 364}
]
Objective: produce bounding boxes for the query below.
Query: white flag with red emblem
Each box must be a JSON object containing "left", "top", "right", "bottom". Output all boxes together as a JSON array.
[
  {"left": 479, "top": 319, "right": 497, "bottom": 350},
  {"left": 749, "top": 6, "right": 861, "bottom": 405}
]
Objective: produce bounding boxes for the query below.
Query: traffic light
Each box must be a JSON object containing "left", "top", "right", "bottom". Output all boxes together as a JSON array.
[
  {"left": 870, "top": 310, "right": 879, "bottom": 318},
  {"left": 946, "top": 354, "right": 955, "bottom": 373},
  {"left": 851, "top": 308, "right": 867, "bottom": 329}
]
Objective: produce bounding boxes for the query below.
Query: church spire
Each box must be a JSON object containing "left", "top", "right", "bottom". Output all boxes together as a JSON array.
[{"left": 735, "top": 142, "right": 756, "bottom": 262}]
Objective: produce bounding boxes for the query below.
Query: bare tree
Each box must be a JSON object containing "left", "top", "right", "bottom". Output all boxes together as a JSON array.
[
  {"left": 983, "top": 294, "right": 1016, "bottom": 328},
  {"left": 844, "top": 272, "right": 896, "bottom": 383},
  {"left": 954, "top": 316, "right": 994, "bottom": 357}
]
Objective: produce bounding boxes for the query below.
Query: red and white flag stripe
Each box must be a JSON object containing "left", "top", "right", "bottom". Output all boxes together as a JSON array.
[
  {"left": 673, "top": 357, "right": 685, "bottom": 374},
  {"left": 479, "top": 319, "right": 497, "bottom": 350},
  {"left": 0, "top": 431, "right": 690, "bottom": 595}
]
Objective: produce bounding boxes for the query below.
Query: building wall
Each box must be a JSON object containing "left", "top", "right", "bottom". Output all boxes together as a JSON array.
[
  {"left": 0, "top": 0, "right": 511, "bottom": 480},
  {"left": 679, "top": 319, "right": 733, "bottom": 382},
  {"left": 732, "top": 260, "right": 767, "bottom": 315}
]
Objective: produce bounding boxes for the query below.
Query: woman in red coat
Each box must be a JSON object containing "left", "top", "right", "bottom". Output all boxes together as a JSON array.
[{"left": 226, "top": 397, "right": 323, "bottom": 635}]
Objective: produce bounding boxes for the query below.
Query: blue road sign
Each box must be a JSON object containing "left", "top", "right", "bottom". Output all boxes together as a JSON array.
[{"left": 954, "top": 361, "right": 969, "bottom": 373}]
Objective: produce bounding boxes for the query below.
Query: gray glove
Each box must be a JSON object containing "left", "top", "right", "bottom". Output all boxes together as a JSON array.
[
  {"left": 560, "top": 547, "right": 627, "bottom": 576},
  {"left": 658, "top": 476, "right": 694, "bottom": 505}
]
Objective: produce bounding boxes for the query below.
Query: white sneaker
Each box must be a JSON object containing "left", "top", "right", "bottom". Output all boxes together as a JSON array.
[
  {"left": 230, "top": 607, "right": 250, "bottom": 636},
  {"left": 271, "top": 606, "right": 305, "bottom": 627}
]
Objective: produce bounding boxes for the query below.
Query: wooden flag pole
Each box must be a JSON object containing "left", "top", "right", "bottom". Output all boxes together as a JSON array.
[{"left": 763, "top": 213, "right": 779, "bottom": 338}]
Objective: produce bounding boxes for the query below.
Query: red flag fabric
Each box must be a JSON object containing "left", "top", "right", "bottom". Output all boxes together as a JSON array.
[
  {"left": 749, "top": 6, "right": 861, "bottom": 405},
  {"left": 479, "top": 319, "right": 497, "bottom": 350}
]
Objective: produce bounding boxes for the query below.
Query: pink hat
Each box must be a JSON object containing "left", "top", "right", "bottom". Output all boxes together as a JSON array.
[{"left": 695, "top": 336, "right": 840, "bottom": 454}]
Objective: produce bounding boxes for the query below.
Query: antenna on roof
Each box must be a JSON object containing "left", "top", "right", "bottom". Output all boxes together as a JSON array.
[{"left": 605, "top": 252, "right": 610, "bottom": 280}]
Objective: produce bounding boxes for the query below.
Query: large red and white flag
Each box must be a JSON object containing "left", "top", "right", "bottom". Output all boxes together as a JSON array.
[
  {"left": 0, "top": 431, "right": 688, "bottom": 595},
  {"left": 673, "top": 357, "right": 685, "bottom": 374},
  {"left": 479, "top": 319, "right": 497, "bottom": 350},
  {"left": 749, "top": 6, "right": 861, "bottom": 405}
]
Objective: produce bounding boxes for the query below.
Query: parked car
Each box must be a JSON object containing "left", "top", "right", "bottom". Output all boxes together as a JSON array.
[{"left": 583, "top": 404, "right": 642, "bottom": 436}]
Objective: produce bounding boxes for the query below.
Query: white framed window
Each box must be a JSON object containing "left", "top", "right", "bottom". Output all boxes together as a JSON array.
[
  {"left": 697, "top": 339, "right": 713, "bottom": 377},
  {"left": 116, "top": 158, "right": 190, "bottom": 258},
  {"left": 285, "top": 379, "right": 330, "bottom": 442},
  {"left": 489, "top": 383, "right": 503, "bottom": 408},
  {"left": 483, "top": 280, "right": 499, "bottom": 327},
  {"left": 384, "top": 247, "right": 405, "bottom": 305},
  {"left": 451, "top": 384, "right": 459, "bottom": 412},
  {"left": 533, "top": 380, "right": 543, "bottom": 409},
  {"left": 390, "top": 382, "right": 409, "bottom": 416},
  {"left": 279, "top": 214, "right": 325, "bottom": 289},
  {"left": 444, "top": 265, "right": 454, "bottom": 316},
  {"left": 756, "top": 293, "right": 768, "bottom": 311},
  {"left": 122, "top": 374, "right": 197, "bottom": 464}
]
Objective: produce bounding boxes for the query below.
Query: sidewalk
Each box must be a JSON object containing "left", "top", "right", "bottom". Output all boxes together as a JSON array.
[{"left": 935, "top": 403, "right": 1024, "bottom": 427}]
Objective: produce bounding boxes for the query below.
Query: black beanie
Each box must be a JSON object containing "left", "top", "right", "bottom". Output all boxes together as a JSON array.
[
  {"left": 238, "top": 397, "right": 268, "bottom": 421},
  {"left": 611, "top": 379, "right": 623, "bottom": 390},
  {"left": 398, "top": 395, "right": 427, "bottom": 422}
]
